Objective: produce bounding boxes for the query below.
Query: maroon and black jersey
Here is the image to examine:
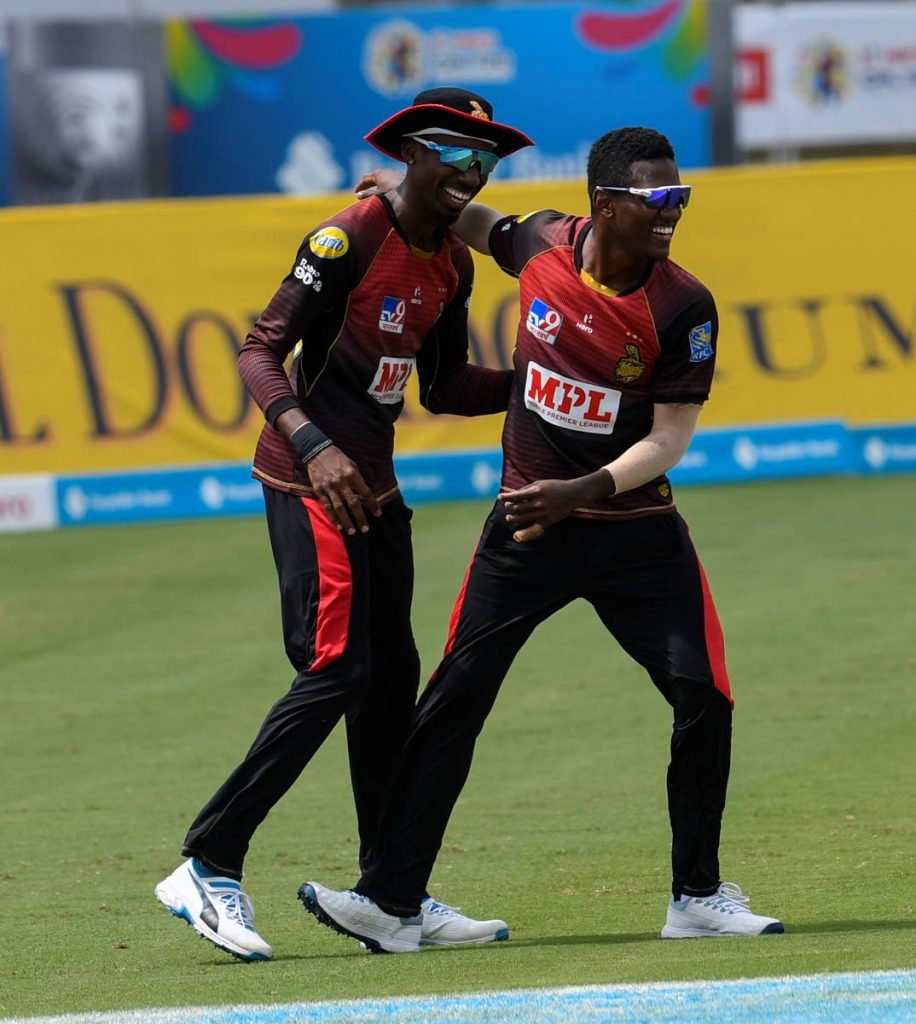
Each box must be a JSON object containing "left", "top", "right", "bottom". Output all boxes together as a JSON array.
[
  {"left": 239, "top": 194, "right": 512, "bottom": 502},
  {"left": 489, "top": 210, "right": 718, "bottom": 519}
]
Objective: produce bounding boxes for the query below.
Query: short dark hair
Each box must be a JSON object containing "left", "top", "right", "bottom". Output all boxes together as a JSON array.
[{"left": 586, "top": 127, "right": 676, "bottom": 199}]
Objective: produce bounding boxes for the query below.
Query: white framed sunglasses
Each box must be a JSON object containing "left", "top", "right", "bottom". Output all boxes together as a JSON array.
[{"left": 596, "top": 185, "right": 692, "bottom": 210}]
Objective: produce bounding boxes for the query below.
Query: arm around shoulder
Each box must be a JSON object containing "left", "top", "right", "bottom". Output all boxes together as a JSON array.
[{"left": 452, "top": 202, "right": 504, "bottom": 255}]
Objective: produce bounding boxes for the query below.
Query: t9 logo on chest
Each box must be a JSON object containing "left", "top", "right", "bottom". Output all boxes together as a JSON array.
[{"left": 526, "top": 297, "right": 563, "bottom": 345}]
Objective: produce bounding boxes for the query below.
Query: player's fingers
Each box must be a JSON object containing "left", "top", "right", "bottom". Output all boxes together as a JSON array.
[
  {"left": 326, "top": 490, "right": 357, "bottom": 535},
  {"left": 513, "top": 523, "right": 545, "bottom": 543},
  {"left": 343, "top": 490, "right": 370, "bottom": 534},
  {"left": 352, "top": 478, "right": 382, "bottom": 517}
]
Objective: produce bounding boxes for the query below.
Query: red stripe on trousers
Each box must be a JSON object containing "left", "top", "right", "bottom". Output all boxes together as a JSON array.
[
  {"left": 695, "top": 555, "right": 733, "bottom": 706},
  {"left": 301, "top": 497, "right": 352, "bottom": 672},
  {"left": 430, "top": 557, "right": 474, "bottom": 680}
]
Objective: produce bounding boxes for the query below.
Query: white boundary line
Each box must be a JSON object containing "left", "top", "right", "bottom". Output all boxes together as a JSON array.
[{"left": 4, "top": 969, "right": 914, "bottom": 1024}]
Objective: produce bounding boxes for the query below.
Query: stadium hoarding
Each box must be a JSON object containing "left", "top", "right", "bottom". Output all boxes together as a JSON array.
[
  {"left": 0, "top": 156, "right": 914, "bottom": 483},
  {"left": 1, "top": 419, "right": 908, "bottom": 532},
  {"left": 166, "top": 1, "right": 710, "bottom": 198},
  {"left": 736, "top": 1, "right": 916, "bottom": 149}
]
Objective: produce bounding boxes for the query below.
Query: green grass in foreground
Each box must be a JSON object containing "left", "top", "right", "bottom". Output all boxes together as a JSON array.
[{"left": 0, "top": 476, "right": 914, "bottom": 1018}]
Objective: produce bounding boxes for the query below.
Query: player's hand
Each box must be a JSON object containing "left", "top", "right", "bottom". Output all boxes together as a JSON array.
[
  {"left": 355, "top": 168, "right": 405, "bottom": 199},
  {"left": 306, "top": 446, "right": 382, "bottom": 535},
  {"left": 499, "top": 471, "right": 614, "bottom": 543}
]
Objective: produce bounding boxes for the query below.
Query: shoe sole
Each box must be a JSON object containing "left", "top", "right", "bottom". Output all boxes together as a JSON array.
[
  {"left": 661, "top": 921, "right": 785, "bottom": 939},
  {"left": 419, "top": 926, "right": 510, "bottom": 948},
  {"left": 298, "top": 884, "right": 420, "bottom": 954},
  {"left": 154, "top": 885, "right": 271, "bottom": 962}
]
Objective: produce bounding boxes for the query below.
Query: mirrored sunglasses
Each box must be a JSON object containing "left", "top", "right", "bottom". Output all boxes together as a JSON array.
[
  {"left": 596, "top": 185, "right": 692, "bottom": 210},
  {"left": 411, "top": 136, "right": 500, "bottom": 175}
]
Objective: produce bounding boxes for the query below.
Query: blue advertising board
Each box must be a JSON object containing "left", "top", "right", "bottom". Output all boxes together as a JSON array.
[
  {"left": 45, "top": 419, "right": 916, "bottom": 532},
  {"left": 168, "top": 0, "right": 711, "bottom": 198}
]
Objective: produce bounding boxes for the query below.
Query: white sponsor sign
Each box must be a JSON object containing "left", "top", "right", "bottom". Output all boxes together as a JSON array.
[
  {"left": 737, "top": 1, "right": 916, "bottom": 147},
  {"left": 0, "top": 474, "right": 57, "bottom": 533},
  {"left": 524, "top": 361, "right": 621, "bottom": 434},
  {"left": 368, "top": 356, "right": 414, "bottom": 404}
]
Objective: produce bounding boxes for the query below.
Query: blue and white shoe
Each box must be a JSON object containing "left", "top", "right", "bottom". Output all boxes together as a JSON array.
[
  {"left": 299, "top": 881, "right": 422, "bottom": 953},
  {"left": 155, "top": 859, "right": 272, "bottom": 961},
  {"left": 420, "top": 897, "right": 510, "bottom": 947},
  {"left": 661, "top": 882, "right": 784, "bottom": 938}
]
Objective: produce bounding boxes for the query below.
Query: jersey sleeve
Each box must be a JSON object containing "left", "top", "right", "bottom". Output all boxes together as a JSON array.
[
  {"left": 238, "top": 228, "right": 357, "bottom": 419},
  {"left": 487, "top": 209, "right": 567, "bottom": 278},
  {"left": 652, "top": 292, "right": 720, "bottom": 403},
  {"left": 417, "top": 243, "right": 513, "bottom": 416}
]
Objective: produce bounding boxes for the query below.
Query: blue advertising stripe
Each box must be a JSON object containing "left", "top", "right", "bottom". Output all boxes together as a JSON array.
[
  {"left": 669, "top": 420, "right": 855, "bottom": 486},
  {"left": 2, "top": 970, "right": 913, "bottom": 1024},
  {"left": 49, "top": 420, "right": 916, "bottom": 530},
  {"left": 852, "top": 423, "right": 916, "bottom": 474}
]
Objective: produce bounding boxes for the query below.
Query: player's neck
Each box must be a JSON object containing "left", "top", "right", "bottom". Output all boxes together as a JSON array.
[
  {"left": 582, "top": 229, "right": 648, "bottom": 294},
  {"left": 389, "top": 190, "right": 441, "bottom": 254}
]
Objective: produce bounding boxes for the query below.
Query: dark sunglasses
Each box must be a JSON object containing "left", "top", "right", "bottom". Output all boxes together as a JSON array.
[
  {"left": 596, "top": 185, "right": 692, "bottom": 210},
  {"left": 410, "top": 136, "right": 500, "bottom": 175}
]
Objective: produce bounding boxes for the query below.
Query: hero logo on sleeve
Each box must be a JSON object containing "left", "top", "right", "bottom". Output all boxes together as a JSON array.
[
  {"left": 524, "top": 361, "right": 621, "bottom": 433},
  {"left": 526, "top": 297, "right": 563, "bottom": 345},
  {"left": 379, "top": 296, "right": 407, "bottom": 334},
  {"left": 688, "top": 321, "right": 714, "bottom": 362},
  {"left": 368, "top": 356, "right": 415, "bottom": 404},
  {"left": 309, "top": 227, "right": 349, "bottom": 259}
]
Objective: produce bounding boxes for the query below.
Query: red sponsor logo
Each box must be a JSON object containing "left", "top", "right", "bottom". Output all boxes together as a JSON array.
[
  {"left": 0, "top": 494, "right": 33, "bottom": 520},
  {"left": 524, "top": 361, "right": 621, "bottom": 434},
  {"left": 738, "top": 48, "right": 771, "bottom": 103},
  {"left": 368, "top": 356, "right": 415, "bottom": 404}
]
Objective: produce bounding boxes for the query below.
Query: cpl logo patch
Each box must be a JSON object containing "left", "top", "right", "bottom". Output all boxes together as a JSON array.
[
  {"left": 309, "top": 226, "right": 349, "bottom": 259},
  {"left": 688, "top": 321, "right": 714, "bottom": 363},
  {"left": 614, "top": 343, "right": 646, "bottom": 383}
]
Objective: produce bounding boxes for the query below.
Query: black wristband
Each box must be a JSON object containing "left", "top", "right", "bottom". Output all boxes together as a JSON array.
[{"left": 290, "top": 421, "right": 333, "bottom": 464}]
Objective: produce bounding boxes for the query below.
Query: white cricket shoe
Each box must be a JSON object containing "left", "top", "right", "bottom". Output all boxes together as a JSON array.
[
  {"left": 298, "top": 881, "right": 422, "bottom": 953},
  {"left": 155, "top": 859, "right": 272, "bottom": 961},
  {"left": 420, "top": 897, "right": 510, "bottom": 947},
  {"left": 660, "top": 881, "right": 784, "bottom": 938}
]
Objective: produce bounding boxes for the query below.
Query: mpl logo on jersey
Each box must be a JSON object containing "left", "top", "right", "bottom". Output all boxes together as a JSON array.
[
  {"left": 526, "top": 296, "right": 563, "bottom": 345},
  {"left": 524, "top": 361, "right": 621, "bottom": 434},
  {"left": 379, "top": 296, "right": 407, "bottom": 334},
  {"left": 368, "top": 356, "right": 415, "bottom": 404}
]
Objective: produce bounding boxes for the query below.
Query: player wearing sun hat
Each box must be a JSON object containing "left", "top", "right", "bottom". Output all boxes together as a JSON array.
[{"left": 154, "top": 90, "right": 532, "bottom": 962}]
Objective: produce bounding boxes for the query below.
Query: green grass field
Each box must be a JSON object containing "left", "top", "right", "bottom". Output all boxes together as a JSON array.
[{"left": 1, "top": 476, "right": 914, "bottom": 1019}]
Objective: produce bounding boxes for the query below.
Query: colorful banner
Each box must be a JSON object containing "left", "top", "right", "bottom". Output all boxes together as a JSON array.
[
  {"left": 0, "top": 155, "right": 914, "bottom": 478},
  {"left": 167, "top": 1, "right": 710, "bottom": 197}
]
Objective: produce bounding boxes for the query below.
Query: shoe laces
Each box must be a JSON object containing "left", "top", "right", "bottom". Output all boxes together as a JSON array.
[
  {"left": 701, "top": 882, "right": 750, "bottom": 914},
  {"left": 345, "top": 890, "right": 375, "bottom": 906},
  {"left": 423, "top": 898, "right": 460, "bottom": 916},
  {"left": 212, "top": 887, "right": 256, "bottom": 929}
]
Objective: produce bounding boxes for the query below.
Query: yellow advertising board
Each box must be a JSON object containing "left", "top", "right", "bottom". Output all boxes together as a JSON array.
[{"left": 1, "top": 156, "right": 913, "bottom": 475}]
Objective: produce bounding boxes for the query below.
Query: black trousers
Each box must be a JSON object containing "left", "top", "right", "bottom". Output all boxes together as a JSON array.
[
  {"left": 357, "top": 504, "right": 733, "bottom": 914},
  {"left": 182, "top": 486, "right": 420, "bottom": 878}
]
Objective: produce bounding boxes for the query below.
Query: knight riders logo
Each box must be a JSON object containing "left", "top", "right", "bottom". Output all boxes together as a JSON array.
[{"left": 614, "top": 343, "right": 646, "bottom": 383}]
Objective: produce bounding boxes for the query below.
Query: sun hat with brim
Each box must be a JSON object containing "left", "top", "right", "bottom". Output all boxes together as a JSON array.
[{"left": 366, "top": 87, "right": 533, "bottom": 162}]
